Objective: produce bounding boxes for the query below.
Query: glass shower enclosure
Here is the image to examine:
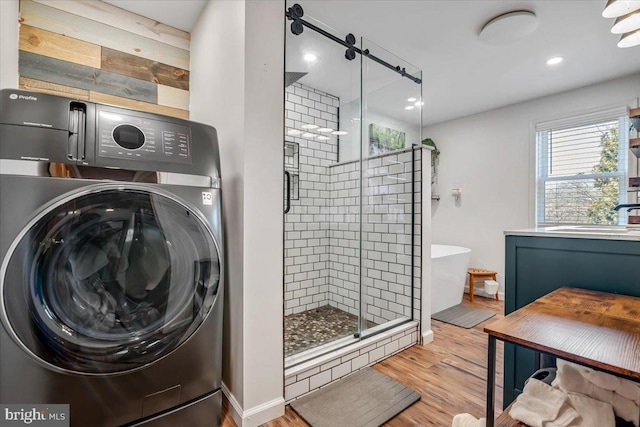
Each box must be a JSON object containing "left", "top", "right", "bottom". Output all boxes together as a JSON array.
[{"left": 284, "top": 7, "right": 422, "bottom": 367}]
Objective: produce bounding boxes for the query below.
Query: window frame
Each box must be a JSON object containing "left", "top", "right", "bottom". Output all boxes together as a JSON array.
[{"left": 534, "top": 108, "right": 629, "bottom": 227}]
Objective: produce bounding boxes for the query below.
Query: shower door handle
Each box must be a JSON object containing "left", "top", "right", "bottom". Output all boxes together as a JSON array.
[{"left": 284, "top": 170, "right": 291, "bottom": 214}]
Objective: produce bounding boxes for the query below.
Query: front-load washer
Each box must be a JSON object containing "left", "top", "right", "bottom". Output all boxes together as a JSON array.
[{"left": 0, "top": 89, "right": 224, "bottom": 427}]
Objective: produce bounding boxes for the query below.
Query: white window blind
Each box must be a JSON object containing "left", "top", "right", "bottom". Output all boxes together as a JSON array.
[{"left": 536, "top": 109, "right": 629, "bottom": 226}]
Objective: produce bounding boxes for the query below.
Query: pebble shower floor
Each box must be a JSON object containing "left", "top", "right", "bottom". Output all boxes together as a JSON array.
[{"left": 284, "top": 306, "right": 377, "bottom": 357}]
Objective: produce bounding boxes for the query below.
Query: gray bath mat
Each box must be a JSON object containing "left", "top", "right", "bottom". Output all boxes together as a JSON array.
[
  {"left": 432, "top": 304, "right": 495, "bottom": 328},
  {"left": 290, "top": 367, "right": 420, "bottom": 427}
]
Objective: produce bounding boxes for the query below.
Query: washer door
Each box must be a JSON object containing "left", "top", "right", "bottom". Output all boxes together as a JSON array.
[{"left": 1, "top": 185, "right": 221, "bottom": 375}]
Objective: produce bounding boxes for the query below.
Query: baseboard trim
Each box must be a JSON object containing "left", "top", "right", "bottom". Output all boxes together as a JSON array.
[
  {"left": 422, "top": 329, "right": 434, "bottom": 346},
  {"left": 221, "top": 382, "right": 285, "bottom": 427},
  {"left": 221, "top": 383, "right": 243, "bottom": 427},
  {"left": 242, "top": 396, "right": 285, "bottom": 427}
]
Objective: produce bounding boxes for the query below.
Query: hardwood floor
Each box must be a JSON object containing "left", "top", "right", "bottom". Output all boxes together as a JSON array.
[{"left": 222, "top": 295, "right": 504, "bottom": 427}]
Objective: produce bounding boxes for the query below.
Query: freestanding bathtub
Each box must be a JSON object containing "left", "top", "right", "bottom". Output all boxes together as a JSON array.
[{"left": 431, "top": 244, "right": 471, "bottom": 314}]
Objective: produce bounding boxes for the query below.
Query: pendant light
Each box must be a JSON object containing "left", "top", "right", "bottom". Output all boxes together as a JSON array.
[
  {"left": 602, "top": 0, "right": 640, "bottom": 48},
  {"left": 618, "top": 28, "right": 640, "bottom": 47},
  {"left": 611, "top": 9, "right": 640, "bottom": 33},
  {"left": 602, "top": 0, "right": 640, "bottom": 18}
]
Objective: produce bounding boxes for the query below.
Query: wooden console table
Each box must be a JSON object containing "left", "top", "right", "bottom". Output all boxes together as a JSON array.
[{"left": 484, "top": 287, "right": 640, "bottom": 427}]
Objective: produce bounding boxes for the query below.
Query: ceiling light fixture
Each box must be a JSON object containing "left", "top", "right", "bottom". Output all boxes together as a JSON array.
[
  {"left": 303, "top": 53, "right": 317, "bottom": 63},
  {"left": 332, "top": 131, "right": 348, "bottom": 136},
  {"left": 317, "top": 136, "right": 330, "bottom": 141},
  {"left": 302, "top": 132, "right": 316, "bottom": 138},
  {"left": 287, "top": 129, "right": 302, "bottom": 136},
  {"left": 301, "top": 124, "right": 319, "bottom": 129},
  {"left": 478, "top": 10, "right": 538, "bottom": 46},
  {"left": 405, "top": 106, "right": 415, "bottom": 110},
  {"left": 414, "top": 101, "right": 424, "bottom": 107},
  {"left": 317, "top": 128, "right": 334, "bottom": 133},
  {"left": 602, "top": 0, "right": 640, "bottom": 18},
  {"left": 546, "top": 56, "right": 564, "bottom": 65},
  {"left": 618, "top": 27, "right": 640, "bottom": 47},
  {"left": 407, "top": 97, "right": 417, "bottom": 102},
  {"left": 611, "top": 9, "right": 640, "bottom": 33}
]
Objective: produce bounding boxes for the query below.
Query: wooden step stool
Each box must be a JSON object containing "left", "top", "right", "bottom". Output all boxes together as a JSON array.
[{"left": 467, "top": 268, "right": 499, "bottom": 302}]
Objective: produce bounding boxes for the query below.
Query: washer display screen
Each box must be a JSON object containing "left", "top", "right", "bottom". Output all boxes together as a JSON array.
[
  {"left": 98, "top": 110, "right": 192, "bottom": 164},
  {"left": 113, "top": 124, "right": 145, "bottom": 150}
]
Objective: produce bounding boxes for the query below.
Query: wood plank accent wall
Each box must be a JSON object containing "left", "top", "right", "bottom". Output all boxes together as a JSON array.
[{"left": 17, "top": 0, "right": 190, "bottom": 119}]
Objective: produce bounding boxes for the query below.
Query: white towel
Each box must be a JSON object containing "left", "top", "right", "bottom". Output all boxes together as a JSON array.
[
  {"left": 617, "top": 380, "right": 640, "bottom": 403},
  {"left": 567, "top": 392, "right": 615, "bottom": 427},
  {"left": 555, "top": 360, "right": 640, "bottom": 426},
  {"left": 451, "top": 413, "right": 486, "bottom": 427},
  {"left": 584, "top": 368, "right": 623, "bottom": 391},
  {"left": 509, "top": 378, "right": 579, "bottom": 427},
  {"left": 584, "top": 368, "right": 640, "bottom": 403},
  {"left": 556, "top": 360, "right": 640, "bottom": 404}
]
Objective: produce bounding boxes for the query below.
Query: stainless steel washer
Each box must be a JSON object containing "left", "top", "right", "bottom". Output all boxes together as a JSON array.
[{"left": 0, "top": 89, "right": 224, "bottom": 427}]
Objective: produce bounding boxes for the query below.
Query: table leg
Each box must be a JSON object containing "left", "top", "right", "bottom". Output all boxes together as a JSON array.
[
  {"left": 534, "top": 351, "right": 541, "bottom": 371},
  {"left": 486, "top": 335, "right": 496, "bottom": 427}
]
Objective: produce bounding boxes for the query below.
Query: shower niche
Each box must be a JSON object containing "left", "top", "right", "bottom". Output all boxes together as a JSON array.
[
  {"left": 283, "top": 2, "right": 424, "bottom": 372},
  {"left": 284, "top": 141, "right": 300, "bottom": 201}
]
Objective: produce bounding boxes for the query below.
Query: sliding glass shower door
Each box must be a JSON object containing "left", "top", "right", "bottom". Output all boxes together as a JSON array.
[
  {"left": 283, "top": 5, "right": 422, "bottom": 367},
  {"left": 359, "top": 37, "right": 422, "bottom": 338},
  {"left": 284, "top": 15, "right": 362, "bottom": 362}
]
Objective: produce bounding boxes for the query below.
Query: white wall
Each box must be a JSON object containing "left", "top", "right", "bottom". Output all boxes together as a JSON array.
[
  {"left": 190, "top": 1, "right": 284, "bottom": 426},
  {"left": 424, "top": 73, "right": 640, "bottom": 297},
  {"left": 0, "top": 0, "right": 19, "bottom": 89},
  {"left": 420, "top": 149, "right": 433, "bottom": 345}
]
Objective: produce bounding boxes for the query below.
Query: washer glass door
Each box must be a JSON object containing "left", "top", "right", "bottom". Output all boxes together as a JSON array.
[{"left": 1, "top": 186, "right": 221, "bottom": 374}]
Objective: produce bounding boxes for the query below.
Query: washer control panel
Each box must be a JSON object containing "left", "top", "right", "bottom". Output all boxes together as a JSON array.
[{"left": 97, "top": 110, "right": 192, "bottom": 164}]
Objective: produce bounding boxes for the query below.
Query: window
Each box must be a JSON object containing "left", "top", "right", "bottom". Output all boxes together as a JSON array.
[{"left": 536, "top": 108, "right": 629, "bottom": 226}]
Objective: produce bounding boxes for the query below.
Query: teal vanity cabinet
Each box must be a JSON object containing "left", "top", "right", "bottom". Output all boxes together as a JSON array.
[{"left": 503, "top": 234, "right": 640, "bottom": 407}]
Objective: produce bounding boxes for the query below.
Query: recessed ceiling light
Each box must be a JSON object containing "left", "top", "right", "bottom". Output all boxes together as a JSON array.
[
  {"left": 407, "top": 97, "right": 417, "bottom": 102},
  {"left": 546, "top": 56, "right": 564, "bottom": 66},
  {"left": 301, "top": 124, "right": 319, "bottom": 129},
  {"left": 405, "top": 106, "right": 415, "bottom": 110},
  {"left": 618, "top": 28, "right": 640, "bottom": 47},
  {"left": 611, "top": 10, "right": 640, "bottom": 34},
  {"left": 602, "top": 0, "right": 640, "bottom": 18},
  {"left": 317, "top": 128, "right": 334, "bottom": 133},
  {"left": 332, "top": 130, "right": 348, "bottom": 136},
  {"left": 287, "top": 129, "right": 302, "bottom": 136},
  {"left": 414, "top": 101, "right": 424, "bottom": 107},
  {"left": 317, "top": 136, "right": 330, "bottom": 141},
  {"left": 479, "top": 10, "right": 538, "bottom": 46},
  {"left": 302, "top": 132, "right": 316, "bottom": 138},
  {"left": 303, "top": 53, "right": 317, "bottom": 63}
]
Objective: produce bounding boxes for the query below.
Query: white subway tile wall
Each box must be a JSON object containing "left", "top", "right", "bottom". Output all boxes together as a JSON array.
[
  {"left": 328, "top": 150, "right": 422, "bottom": 325},
  {"left": 284, "top": 82, "right": 339, "bottom": 315},
  {"left": 284, "top": 83, "right": 422, "bottom": 394},
  {"left": 285, "top": 82, "right": 421, "bottom": 325}
]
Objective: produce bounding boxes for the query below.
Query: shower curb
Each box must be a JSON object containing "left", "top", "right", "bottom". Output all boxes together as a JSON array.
[{"left": 284, "top": 321, "right": 419, "bottom": 402}]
